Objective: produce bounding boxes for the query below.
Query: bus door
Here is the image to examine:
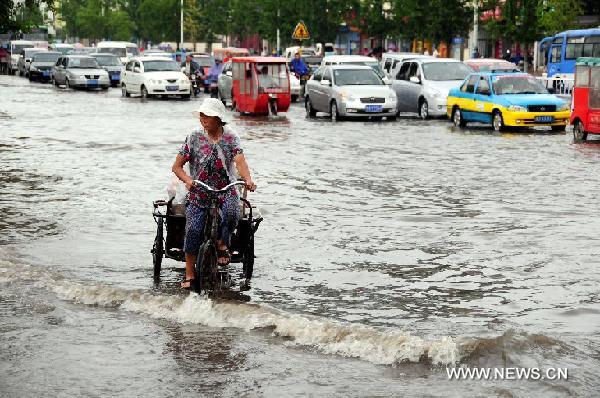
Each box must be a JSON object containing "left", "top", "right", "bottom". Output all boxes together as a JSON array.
[{"left": 547, "top": 37, "right": 565, "bottom": 77}]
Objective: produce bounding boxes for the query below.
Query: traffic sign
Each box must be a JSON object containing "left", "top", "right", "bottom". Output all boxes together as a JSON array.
[{"left": 292, "top": 21, "right": 310, "bottom": 40}]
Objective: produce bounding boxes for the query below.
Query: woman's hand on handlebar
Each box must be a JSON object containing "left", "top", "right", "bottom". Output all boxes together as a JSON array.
[
  {"left": 244, "top": 179, "right": 257, "bottom": 192},
  {"left": 185, "top": 179, "right": 195, "bottom": 191}
]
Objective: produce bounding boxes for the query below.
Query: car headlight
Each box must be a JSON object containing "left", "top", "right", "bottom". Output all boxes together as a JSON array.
[
  {"left": 180, "top": 79, "right": 188, "bottom": 84},
  {"left": 388, "top": 91, "right": 397, "bottom": 100},
  {"left": 339, "top": 91, "right": 357, "bottom": 101},
  {"left": 508, "top": 105, "right": 527, "bottom": 112},
  {"left": 428, "top": 89, "right": 442, "bottom": 98},
  {"left": 558, "top": 103, "right": 570, "bottom": 112},
  {"left": 30, "top": 65, "right": 37, "bottom": 71}
]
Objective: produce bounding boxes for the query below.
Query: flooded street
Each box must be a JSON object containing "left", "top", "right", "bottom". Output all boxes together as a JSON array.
[{"left": 1, "top": 75, "right": 599, "bottom": 397}]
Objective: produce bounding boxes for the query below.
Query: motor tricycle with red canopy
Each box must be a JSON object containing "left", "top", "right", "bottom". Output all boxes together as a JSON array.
[
  {"left": 231, "top": 57, "right": 291, "bottom": 116},
  {"left": 571, "top": 57, "right": 600, "bottom": 141}
]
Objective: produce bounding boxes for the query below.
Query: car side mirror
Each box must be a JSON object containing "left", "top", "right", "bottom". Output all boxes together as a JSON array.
[
  {"left": 226, "top": 71, "right": 232, "bottom": 77},
  {"left": 409, "top": 76, "right": 421, "bottom": 84},
  {"left": 134, "top": 66, "right": 140, "bottom": 73},
  {"left": 321, "top": 79, "right": 331, "bottom": 86}
]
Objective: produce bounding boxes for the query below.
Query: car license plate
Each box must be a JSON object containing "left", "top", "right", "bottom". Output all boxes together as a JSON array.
[
  {"left": 87, "top": 79, "right": 98, "bottom": 85},
  {"left": 111, "top": 74, "right": 120, "bottom": 80},
  {"left": 365, "top": 105, "right": 383, "bottom": 113},
  {"left": 534, "top": 115, "right": 554, "bottom": 123},
  {"left": 42, "top": 71, "right": 49, "bottom": 77},
  {"left": 166, "top": 85, "right": 178, "bottom": 91}
]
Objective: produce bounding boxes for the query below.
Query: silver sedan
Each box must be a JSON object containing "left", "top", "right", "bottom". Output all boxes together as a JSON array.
[
  {"left": 304, "top": 65, "right": 397, "bottom": 121},
  {"left": 52, "top": 55, "right": 110, "bottom": 90}
]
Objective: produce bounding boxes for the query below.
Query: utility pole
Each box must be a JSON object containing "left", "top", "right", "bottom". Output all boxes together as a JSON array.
[
  {"left": 472, "top": 0, "right": 479, "bottom": 59},
  {"left": 180, "top": 0, "right": 184, "bottom": 51},
  {"left": 276, "top": 8, "right": 280, "bottom": 55}
]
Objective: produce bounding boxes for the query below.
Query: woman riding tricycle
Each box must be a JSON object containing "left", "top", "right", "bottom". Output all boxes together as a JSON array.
[{"left": 155, "top": 98, "right": 258, "bottom": 292}]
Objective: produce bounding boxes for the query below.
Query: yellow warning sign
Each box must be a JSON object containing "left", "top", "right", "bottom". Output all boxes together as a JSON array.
[{"left": 292, "top": 21, "right": 310, "bottom": 40}]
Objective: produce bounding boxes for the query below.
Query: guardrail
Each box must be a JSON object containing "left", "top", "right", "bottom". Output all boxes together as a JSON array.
[{"left": 536, "top": 76, "right": 574, "bottom": 99}]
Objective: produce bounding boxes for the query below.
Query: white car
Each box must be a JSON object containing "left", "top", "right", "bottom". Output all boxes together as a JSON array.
[{"left": 121, "top": 57, "right": 191, "bottom": 99}]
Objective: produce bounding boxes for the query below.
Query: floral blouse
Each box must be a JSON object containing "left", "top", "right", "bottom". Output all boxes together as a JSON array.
[{"left": 178, "top": 127, "right": 243, "bottom": 207}]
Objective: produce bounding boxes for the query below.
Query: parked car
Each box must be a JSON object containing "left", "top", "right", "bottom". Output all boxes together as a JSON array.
[
  {"left": 28, "top": 51, "right": 61, "bottom": 82},
  {"left": 381, "top": 52, "right": 432, "bottom": 79},
  {"left": 391, "top": 58, "right": 472, "bottom": 118},
  {"left": 52, "top": 55, "right": 110, "bottom": 90},
  {"left": 464, "top": 58, "right": 520, "bottom": 73},
  {"left": 321, "top": 55, "right": 388, "bottom": 83},
  {"left": 570, "top": 57, "right": 600, "bottom": 141},
  {"left": 120, "top": 56, "right": 191, "bottom": 99},
  {"left": 91, "top": 53, "right": 122, "bottom": 86},
  {"left": 447, "top": 72, "right": 570, "bottom": 131},
  {"left": 305, "top": 65, "right": 397, "bottom": 121},
  {"left": 217, "top": 61, "right": 233, "bottom": 104},
  {"left": 18, "top": 47, "right": 47, "bottom": 76}
]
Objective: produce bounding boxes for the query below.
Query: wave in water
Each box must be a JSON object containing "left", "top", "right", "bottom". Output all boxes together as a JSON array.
[{"left": 3, "top": 257, "right": 569, "bottom": 368}]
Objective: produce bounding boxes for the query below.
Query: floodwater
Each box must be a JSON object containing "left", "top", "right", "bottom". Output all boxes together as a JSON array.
[{"left": 1, "top": 75, "right": 599, "bottom": 397}]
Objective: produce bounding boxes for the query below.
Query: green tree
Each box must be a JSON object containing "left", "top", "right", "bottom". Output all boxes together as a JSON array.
[
  {"left": 1, "top": 0, "right": 54, "bottom": 34},
  {"left": 537, "top": 0, "right": 584, "bottom": 35},
  {"left": 137, "top": 0, "right": 180, "bottom": 45}
]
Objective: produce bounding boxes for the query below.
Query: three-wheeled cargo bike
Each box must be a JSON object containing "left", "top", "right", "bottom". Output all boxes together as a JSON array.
[{"left": 151, "top": 182, "right": 262, "bottom": 299}]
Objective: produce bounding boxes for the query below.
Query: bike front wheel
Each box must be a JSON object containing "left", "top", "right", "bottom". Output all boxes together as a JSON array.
[{"left": 194, "top": 241, "right": 217, "bottom": 294}]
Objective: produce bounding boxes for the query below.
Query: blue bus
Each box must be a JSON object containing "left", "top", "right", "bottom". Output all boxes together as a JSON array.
[{"left": 542, "top": 28, "right": 600, "bottom": 77}]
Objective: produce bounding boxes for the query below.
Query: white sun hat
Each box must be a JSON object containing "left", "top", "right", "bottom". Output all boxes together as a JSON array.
[{"left": 191, "top": 98, "right": 229, "bottom": 123}]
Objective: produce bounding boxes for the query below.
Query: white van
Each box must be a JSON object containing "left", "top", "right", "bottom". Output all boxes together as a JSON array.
[
  {"left": 380, "top": 52, "right": 432, "bottom": 79},
  {"left": 320, "top": 55, "right": 389, "bottom": 83},
  {"left": 96, "top": 41, "right": 140, "bottom": 64},
  {"left": 8, "top": 40, "right": 34, "bottom": 74}
]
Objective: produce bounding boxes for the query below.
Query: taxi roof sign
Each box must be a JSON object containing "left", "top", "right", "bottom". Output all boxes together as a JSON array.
[{"left": 292, "top": 21, "right": 310, "bottom": 40}]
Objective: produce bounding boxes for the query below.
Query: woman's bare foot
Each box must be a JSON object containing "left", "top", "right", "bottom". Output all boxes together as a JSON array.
[
  {"left": 181, "top": 278, "right": 194, "bottom": 289},
  {"left": 217, "top": 244, "right": 230, "bottom": 265}
]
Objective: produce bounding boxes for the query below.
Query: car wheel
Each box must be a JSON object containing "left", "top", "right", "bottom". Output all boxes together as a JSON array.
[
  {"left": 492, "top": 111, "right": 505, "bottom": 132},
  {"left": 121, "top": 84, "right": 130, "bottom": 97},
  {"left": 291, "top": 94, "right": 298, "bottom": 103},
  {"left": 66, "top": 78, "right": 72, "bottom": 89},
  {"left": 141, "top": 85, "right": 149, "bottom": 99},
  {"left": 330, "top": 101, "right": 339, "bottom": 122},
  {"left": 305, "top": 97, "right": 316, "bottom": 117},
  {"left": 452, "top": 107, "right": 467, "bottom": 128},
  {"left": 28, "top": 73, "right": 32, "bottom": 81},
  {"left": 573, "top": 120, "right": 588, "bottom": 141},
  {"left": 419, "top": 99, "right": 429, "bottom": 119}
]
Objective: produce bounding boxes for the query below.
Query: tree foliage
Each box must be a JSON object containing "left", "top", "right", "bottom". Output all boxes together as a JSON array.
[{"left": 1, "top": 0, "right": 54, "bottom": 34}]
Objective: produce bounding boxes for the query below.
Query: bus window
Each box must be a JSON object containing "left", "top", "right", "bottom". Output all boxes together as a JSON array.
[
  {"left": 550, "top": 46, "right": 562, "bottom": 63},
  {"left": 575, "top": 65, "right": 589, "bottom": 87},
  {"left": 552, "top": 37, "right": 564, "bottom": 45},
  {"left": 565, "top": 37, "right": 585, "bottom": 60},
  {"left": 584, "top": 36, "right": 600, "bottom": 57}
]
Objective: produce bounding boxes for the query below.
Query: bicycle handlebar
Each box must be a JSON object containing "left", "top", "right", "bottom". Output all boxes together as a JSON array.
[{"left": 193, "top": 180, "right": 245, "bottom": 194}]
